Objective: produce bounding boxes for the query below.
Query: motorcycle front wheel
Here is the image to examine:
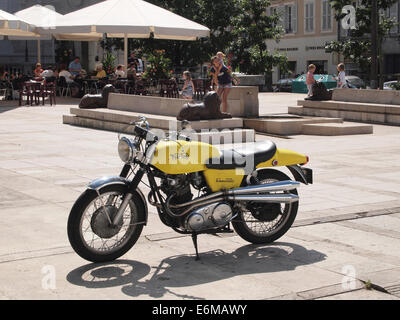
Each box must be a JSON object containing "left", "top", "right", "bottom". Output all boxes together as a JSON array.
[
  {"left": 232, "top": 169, "right": 299, "bottom": 244},
  {"left": 67, "top": 184, "right": 146, "bottom": 263}
]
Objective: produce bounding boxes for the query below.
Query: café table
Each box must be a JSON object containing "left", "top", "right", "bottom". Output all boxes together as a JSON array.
[
  {"left": 82, "top": 78, "right": 100, "bottom": 94},
  {"left": 19, "top": 80, "right": 43, "bottom": 106}
]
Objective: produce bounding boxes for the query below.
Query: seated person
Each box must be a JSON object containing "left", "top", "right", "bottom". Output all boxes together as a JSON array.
[
  {"left": 127, "top": 63, "right": 137, "bottom": 80},
  {"left": 59, "top": 64, "right": 80, "bottom": 97},
  {"left": 34, "top": 63, "right": 44, "bottom": 78},
  {"left": 0, "top": 69, "right": 9, "bottom": 81},
  {"left": 12, "top": 74, "right": 26, "bottom": 90},
  {"left": 181, "top": 71, "right": 194, "bottom": 100},
  {"left": 115, "top": 65, "right": 126, "bottom": 78},
  {"left": 40, "top": 66, "right": 55, "bottom": 79},
  {"left": 69, "top": 57, "right": 82, "bottom": 77},
  {"left": 95, "top": 65, "right": 107, "bottom": 79}
]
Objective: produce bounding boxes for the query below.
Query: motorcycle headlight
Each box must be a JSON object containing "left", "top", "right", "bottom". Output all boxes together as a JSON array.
[{"left": 118, "top": 137, "right": 137, "bottom": 163}]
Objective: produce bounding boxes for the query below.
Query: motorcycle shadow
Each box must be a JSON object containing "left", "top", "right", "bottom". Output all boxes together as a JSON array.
[{"left": 66, "top": 242, "right": 326, "bottom": 299}]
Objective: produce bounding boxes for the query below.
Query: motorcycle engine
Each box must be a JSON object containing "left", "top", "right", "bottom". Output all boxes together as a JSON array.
[
  {"left": 185, "top": 202, "right": 233, "bottom": 232},
  {"left": 161, "top": 174, "right": 193, "bottom": 204}
]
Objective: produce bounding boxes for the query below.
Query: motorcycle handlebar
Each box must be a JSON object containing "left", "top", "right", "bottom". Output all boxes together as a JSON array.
[{"left": 134, "top": 125, "right": 158, "bottom": 142}]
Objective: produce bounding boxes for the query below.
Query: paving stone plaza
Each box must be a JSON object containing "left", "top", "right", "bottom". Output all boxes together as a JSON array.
[{"left": 1, "top": 92, "right": 400, "bottom": 300}]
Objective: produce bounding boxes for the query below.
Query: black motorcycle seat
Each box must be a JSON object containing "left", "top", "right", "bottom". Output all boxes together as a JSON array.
[{"left": 206, "top": 141, "right": 277, "bottom": 170}]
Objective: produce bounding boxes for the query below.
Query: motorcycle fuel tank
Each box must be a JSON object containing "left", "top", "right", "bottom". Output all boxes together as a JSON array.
[{"left": 151, "top": 140, "right": 221, "bottom": 175}]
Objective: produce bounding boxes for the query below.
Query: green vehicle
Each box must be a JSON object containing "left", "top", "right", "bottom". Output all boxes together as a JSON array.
[{"left": 292, "top": 74, "right": 337, "bottom": 93}]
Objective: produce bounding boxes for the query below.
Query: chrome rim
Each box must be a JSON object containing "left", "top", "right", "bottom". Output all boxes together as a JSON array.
[
  {"left": 79, "top": 191, "right": 139, "bottom": 255},
  {"left": 239, "top": 178, "right": 293, "bottom": 237}
]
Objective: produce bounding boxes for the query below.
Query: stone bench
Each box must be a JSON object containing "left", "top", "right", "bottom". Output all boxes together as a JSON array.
[
  {"left": 291, "top": 88, "right": 400, "bottom": 125},
  {"left": 107, "top": 86, "right": 259, "bottom": 118},
  {"left": 332, "top": 88, "right": 400, "bottom": 105}
]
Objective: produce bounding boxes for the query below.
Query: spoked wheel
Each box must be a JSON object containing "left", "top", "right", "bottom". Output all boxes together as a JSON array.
[
  {"left": 67, "top": 184, "right": 146, "bottom": 263},
  {"left": 232, "top": 169, "right": 299, "bottom": 244}
]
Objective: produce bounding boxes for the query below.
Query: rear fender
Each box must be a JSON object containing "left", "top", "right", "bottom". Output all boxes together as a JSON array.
[
  {"left": 287, "top": 165, "right": 313, "bottom": 185},
  {"left": 88, "top": 176, "right": 148, "bottom": 224},
  {"left": 273, "top": 149, "right": 308, "bottom": 166}
]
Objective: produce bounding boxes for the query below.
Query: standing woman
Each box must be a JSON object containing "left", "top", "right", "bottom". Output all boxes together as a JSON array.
[{"left": 210, "top": 56, "right": 232, "bottom": 113}]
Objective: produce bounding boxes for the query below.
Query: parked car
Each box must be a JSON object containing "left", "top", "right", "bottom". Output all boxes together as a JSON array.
[
  {"left": 345, "top": 75, "right": 365, "bottom": 89},
  {"left": 274, "top": 78, "right": 295, "bottom": 92},
  {"left": 292, "top": 74, "right": 337, "bottom": 93},
  {"left": 383, "top": 81, "right": 398, "bottom": 90}
]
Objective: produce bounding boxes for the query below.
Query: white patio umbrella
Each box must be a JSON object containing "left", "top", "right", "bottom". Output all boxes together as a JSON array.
[
  {"left": 0, "top": 9, "right": 38, "bottom": 37},
  {"left": 39, "top": 0, "right": 210, "bottom": 70},
  {"left": 13, "top": 5, "right": 101, "bottom": 63}
]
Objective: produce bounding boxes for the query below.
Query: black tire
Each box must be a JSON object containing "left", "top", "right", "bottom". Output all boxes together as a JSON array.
[
  {"left": 232, "top": 169, "right": 298, "bottom": 244},
  {"left": 67, "top": 184, "right": 146, "bottom": 263}
]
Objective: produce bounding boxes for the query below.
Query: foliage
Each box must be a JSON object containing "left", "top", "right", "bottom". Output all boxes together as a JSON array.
[
  {"left": 55, "top": 42, "right": 74, "bottom": 65},
  {"left": 95, "top": 0, "right": 286, "bottom": 77},
  {"left": 228, "top": 0, "right": 288, "bottom": 75},
  {"left": 141, "top": 50, "right": 173, "bottom": 81},
  {"left": 99, "top": 37, "right": 124, "bottom": 52},
  {"left": 326, "top": 0, "right": 398, "bottom": 76},
  {"left": 102, "top": 52, "right": 117, "bottom": 75}
]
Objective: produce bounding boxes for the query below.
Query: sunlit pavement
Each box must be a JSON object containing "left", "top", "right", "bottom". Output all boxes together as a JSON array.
[{"left": 0, "top": 95, "right": 399, "bottom": 300}]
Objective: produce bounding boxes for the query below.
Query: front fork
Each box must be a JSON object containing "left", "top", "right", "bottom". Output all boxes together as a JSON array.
[{"left": 110, "top": 164, "right": 146, "bottom": 226}]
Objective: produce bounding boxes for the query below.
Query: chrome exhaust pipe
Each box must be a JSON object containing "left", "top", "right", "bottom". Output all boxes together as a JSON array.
[
  {"left": 228, "top": 180, "right": 300, "bottom": 195},
  {"left": 228, "top": 194, "right": 299, "bottom": 204},
  {"left": 169, "top": 180, "right": 300, "bottom": 210}
]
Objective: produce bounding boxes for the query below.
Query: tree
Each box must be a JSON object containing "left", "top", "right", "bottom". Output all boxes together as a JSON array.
[
  {"left": 130, "top": 0, "right": 240, "bottom": 68},
  {"left": 326, "top": 0, "right": 398, "bottom": 87},
  {"left": 228, "top": 0, "right": 288, "bottom": 76}
]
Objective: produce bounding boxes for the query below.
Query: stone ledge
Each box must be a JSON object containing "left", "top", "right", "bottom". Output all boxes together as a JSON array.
[
  {"left": 63, "top": 114, "right": 255, "bottom": 144},
  {"left": 244, "top": 117, "right": 343, "bottom": 135},
  {"left": 290, "top": 106, "right": 400, "bottom": 125},
  {"left": 302, "top": 122, "right": 373, "bottom": 136},
  {"left": 332, "top": 88, "right": 400, "bottom": 105},
  {"left": 108, "top": 86, "right": 259, "bottom": 118},
  {"left": 298, "top": 99, "right": 400, "bottom": 115},
  {"left": 69, "top": 108, "right": 244, "bottom": 131}
]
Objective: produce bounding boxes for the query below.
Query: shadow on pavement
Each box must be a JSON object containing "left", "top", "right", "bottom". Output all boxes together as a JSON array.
[{"left": 66, "top": 242, "right": 326, "bottom": 299}]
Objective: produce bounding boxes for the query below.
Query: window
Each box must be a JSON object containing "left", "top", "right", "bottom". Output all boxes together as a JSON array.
[
  {"left": 285, "top": 3, "right": 298, "bottom": 34},
  {"left": 305, "top": 1, "right": 314, "bottom": 33},
  {"left": 386, "top": 2, "right": 399, "bottom": 34},
  {"left": 322, "top": 0, "right": 332, "bottom": 31}
]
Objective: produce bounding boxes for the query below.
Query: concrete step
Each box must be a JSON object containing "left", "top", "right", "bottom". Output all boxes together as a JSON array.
[
  {"left": 63, "top": 114, "right": 255, "bottom": 144},
  {"left": 288, "top": 106, "right": 304, "bottom": 116},
  {"left": 301, "top": 122, "right": 373, "bottom": 136},
  {"left": 290, "top": 105, "right": 400, "bottom": 125},
  {"left": 244, "top": 116, "right": 343, "bottom": 135},
  {"left": 298, "top": 99, "right": 400, "bottom": 114},
  {"left": 70, "top": 107, "right": 244, "bottom": 131}
]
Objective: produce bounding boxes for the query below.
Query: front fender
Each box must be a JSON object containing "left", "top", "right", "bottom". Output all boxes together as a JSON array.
[{"left": 88, "top": 176, "right": 148, "bottom": 224}]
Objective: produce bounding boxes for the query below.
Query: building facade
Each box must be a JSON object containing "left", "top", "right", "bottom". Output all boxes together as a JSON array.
[
  {"left": 267, "top": 0, "right": 400, "bottom": 83},
  {"left": 0, "top": 0, "right": 102, "bottom": 74},
  {"left": 267, "top": 0, "right": 339, "bottom": 83}
]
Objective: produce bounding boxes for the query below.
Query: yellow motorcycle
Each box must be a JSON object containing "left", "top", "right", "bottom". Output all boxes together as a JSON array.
[{"left": 67, "top": 117, "right": 313, "bottom": 262}]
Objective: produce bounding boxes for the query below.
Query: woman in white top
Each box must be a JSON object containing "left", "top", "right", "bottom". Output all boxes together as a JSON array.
[
  {"left": 337, "top": 63, "right": 348, "bottom": 88},
  {"left": 115, "top": 65, "right": 126, "bottom": 78},
  {"left": 58, "top": 64, "right": 80, "bottom": 96}
]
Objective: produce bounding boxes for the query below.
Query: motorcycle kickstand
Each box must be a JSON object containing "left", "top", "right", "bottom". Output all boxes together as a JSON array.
[{"left": 191, "top": 232, "right": 200, "bottom": 261}]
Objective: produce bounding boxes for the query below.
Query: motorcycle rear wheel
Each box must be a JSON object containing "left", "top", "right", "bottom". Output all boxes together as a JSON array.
[
  {"left": 67, "top": 184, "right": 146, "bottom": 263},
  {"left": 232, "top": 169, "right": 298, "bottom": 244}
]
